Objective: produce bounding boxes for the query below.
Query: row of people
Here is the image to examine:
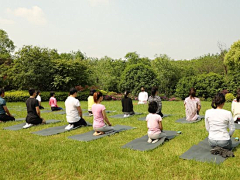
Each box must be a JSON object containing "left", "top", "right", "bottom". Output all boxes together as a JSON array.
[{"left": 0, "top": 87, "right": 237, "bottom": 150}]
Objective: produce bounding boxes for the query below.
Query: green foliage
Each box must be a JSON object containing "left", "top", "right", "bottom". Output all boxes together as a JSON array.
[
  {"left": 119, "top": 63, "right": 158, "bottom": 95},
  {"left": 51, "top": 59, "right": 90, "bottom": 91},
  {"left": 225, "top": 93, "right": 235, "bottom": 102},
  {"left": 125, "top": 52, "right": 151, "bottom": 66},
  {"left": 175, "top": 73, "right": 224, "bottom": 99},
  {"left": 224, "top": 40, "right": 240, "bottom": 72},
  {"left": 151, "top": 54, "right": 182, "bottom": 96},
  {"left": 0, "top": 29, "right": 15, "bottom": 64}
]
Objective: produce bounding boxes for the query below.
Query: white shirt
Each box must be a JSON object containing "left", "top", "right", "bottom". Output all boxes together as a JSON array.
[
  {"left": 205, "top": 108, "right": 235, "bottom": 140},
  {"left": 138, "top": 91, "right": 148, "bottom": 103},
  {"left": 36, "top": 95, "right": 41, "bottom": 102},
  {"left": 65, "top": 96, "right": 80, "bottom": 123},
  {"left": 231, "top": 99, "right": 240, "bottom": 121}
]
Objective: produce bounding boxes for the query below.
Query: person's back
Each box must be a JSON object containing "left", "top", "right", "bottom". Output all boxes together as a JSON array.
[
  {"left": 92, "top": 103, "right": 105, "bottom": 128},
  {"left": 26, "top": 98, "right": 40, "bottom": 124},
  {"left": 65, "top": 96, "right": 80, "bottom": 123},
  {"left": 184, "top": 96, "right": 200, "bottom": 121},
  {"left": 122, "top": 97, "right": 133, "bottom": 113},
  {"left": 88, "top": 96, "right": 94, "bottom": 114},
  {"left": 0, "top": 96, "right": 6, "bottom": 115}
]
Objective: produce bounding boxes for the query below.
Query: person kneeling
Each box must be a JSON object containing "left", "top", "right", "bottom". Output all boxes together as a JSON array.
[
  {"left": 121, "top": 91, "right": 135, "bottom": 118},
  {"left": 0, "top": 88, "right": 15, "bottom": 122},
  {"left": 92, "top": 91, "right": 114, "bottom": 136},
  {"left": 146, "top": 101, "right": 166, "bottom": 144},
  {"left": 24, "top": 88, "right": 45, "bottom": 128},
  {"left": 65, "top": 88, "right": 87, "bottom": 130}
]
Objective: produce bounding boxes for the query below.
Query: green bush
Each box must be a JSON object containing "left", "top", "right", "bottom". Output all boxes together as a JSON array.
[
  {"left": 225, "top": 93, "right": 235, "bottom": 102},
  {"left": 4, "top": 90, "right": 89, "bottom": 102}
]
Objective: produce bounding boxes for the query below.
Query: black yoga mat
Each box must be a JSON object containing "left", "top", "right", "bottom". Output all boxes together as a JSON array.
[
  {"left": 3, "top": 119, "right": 61, "bottom": 131},
  {"left": 32, "top": 122, "right": 92, "bottom": 136},
  {"left": 68, "top": 125, "right": 135, "bottom": 142},
  {"left": 175, "top": 115, "right": 204, "bottom": 123},
  {"left": 122, "top": 130, "right": 178, "bottom": 151},
  {"left": 180, "top": 137, "right": 240, "bottom": 164}
]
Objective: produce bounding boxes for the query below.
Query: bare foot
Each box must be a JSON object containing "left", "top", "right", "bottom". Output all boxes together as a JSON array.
[
  {"left": 41, "top": 120, "right": 46, "bottom": 124},
  {"left": 93, "top": 132, "right": 101, "bottom": 136}
]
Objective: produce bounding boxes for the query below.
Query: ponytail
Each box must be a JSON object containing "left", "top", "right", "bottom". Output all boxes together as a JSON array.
[
  {"left": 189, "top": 87, "right": 196, "bottom": 99},
  {"left": 151, "top": 87, "right": 158, "bottom": 97},
  {"left": 211, "top": 93, "right": 225, "bottom": 109},
  {"left": 93, "top": 91, "right": 103, "bottom": 103}
]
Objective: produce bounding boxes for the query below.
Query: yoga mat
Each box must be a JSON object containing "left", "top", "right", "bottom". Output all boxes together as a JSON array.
[
  {"left": 138, "top": 114, "right": 171, "bottom": 121},
  {"left": 109, "top": 112, "right": 142, "bottom": 119},
  {"left": 32, "top": 122, "right": 92, "bottom": 136},
  {"left": 54, "top": 111, "right": 66, "bottom": 115},
  {"left": 122, "top": 130, "right": 177, "bottom": 151},
  {"left": 234, "top": 123, "right": 240, "bottom": 129},
  {"left": 68, "top": 125, "right": 135, "bottom": 142},
  {"left": 180, "top": 137, "right": 240, "bottom": 164},
  {"left": 41, "top": 110, "right": 52, "bottom": 113},
  {"left": 3, "top": 119, "right": 61, "bottom": 131},
  {"left": 15, "top": 118, "right": 26, "bottom": 121},
  {"left": 175, "top": 115, "right": 204, "bottom": 123}
]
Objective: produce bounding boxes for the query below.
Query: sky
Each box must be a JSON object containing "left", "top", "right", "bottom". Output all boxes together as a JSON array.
[{"left": 0, "top": 0, "right": 240, "bottom": 60}]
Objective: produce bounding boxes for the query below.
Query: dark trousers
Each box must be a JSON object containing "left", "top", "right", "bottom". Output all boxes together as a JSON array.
[
  {"left": 69, "top": 118, "right": 87, "bottom": 127},
  {"left": 0, "top": 114, "right": 15, "bottom": 122},
  {"left": 39, "top": 105, "right": 44, "bottom": 109},
  {"left": 157, "top": 111, "right": 164, "bottom": 117},
  {"left": 51, "top": 107, "right": 62, "bottom": 111}
]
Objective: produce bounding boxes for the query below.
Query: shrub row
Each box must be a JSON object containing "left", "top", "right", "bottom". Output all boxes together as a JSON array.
[{"left": 4, "top": 91, "right": 90, "bottom": 102}]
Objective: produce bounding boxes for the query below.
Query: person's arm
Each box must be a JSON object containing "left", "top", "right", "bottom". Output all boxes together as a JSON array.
[
  {"left": 231, "top": 102, "right": 235, "bottom": 115},
  {"left": 197, "top": 99, "right": 201, "bottom": 113},
  {"left": 205, "top": 112, "right": 210, "bottom": 132},
  {"left": 228, "top": 113, "right": 235, "bottom": 137},
  {"left": 159, "top": 121, "right": 163, "bottom": 131},
  {"left": 54, "top": 98, "right": 58, "bottom": 107},
  {"left": 130, "top": 98, "right": 133, "bottom": 110},
  {"left": 121, "top": 99, "right": 124, "bottom": 112},
  {"left": 3, "top": 106, "right": 13, "bottom": 117},
  {"left": 36, "top": 106, "right": 41, "bottom": 117},
  {"left": 102, "top": 109, "right": 112, "bottom": 126},
  {"left": 77, "top": 106, "right": 83, "bottom": 118},
  {"left": 158, "top": 97, "right": 162, "bottom": 111}
]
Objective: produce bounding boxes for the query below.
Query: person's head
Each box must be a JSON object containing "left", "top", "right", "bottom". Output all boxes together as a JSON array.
[
  {"left": 50, "top": 91, "right": 55, "bottom": 97},
  {"left": 29, "top": 88, "right": 36, "bottom": 97},
  {"left": 93, "top": 91, "right": 103, "bottom": 103},
  {"left": 151, "top": 87, "right": 158, "bottom": 96},
  {"left": 90, "top": 89, "right": 96, "bottom": 96},
  {"left": 124, "top": 90, "right": 130, "bottom": 98},
  {"left": 141, "top": 87, "right": 145, "bottom": 92},
  {"left": 211, "top": 93, "right": 226, "bottom": 109},
  {"left": 0, "top": 88, "right": 5, "bottom": 97},
  {"left": 36, "top": 90, "right": 41, "bottom": 96},
  {"left": 148, "top": 101, "right": 158, "bottom": 113},
  {"left": 69, "top": 88, "right": 78, "bottom": 96},
  {"left": 189, "top": 87, "right": 196, "bottom": 98}
]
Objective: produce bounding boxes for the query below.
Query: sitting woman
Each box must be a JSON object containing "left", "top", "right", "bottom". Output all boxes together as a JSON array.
[
  {"left": 146, "top": 101, "right": 166, "bottom": 144},
  {"left": 231, "top": 89, "right": 240, "bottom": 123},
  {"left": 92, "top": 91, "right": 114, "bottom": 136},
  {"left": 205, "top": 93, "right": 235, "bottom": 150},
  {"left": 88, "top": 89, "right": 96, "bottom": 116},
  {"left": 121, "top": 91, "right": 135, "bottom": 117},
  {"left": 148, "top": 87, "right": 163, "bottom": 117},
  {"left": 49, "top": 91, "right": 63, "bottom": 111},
  {"left": 184, "top": 87, "right": 201, "bottom": 121},
  {"left": 36, "top": 90, "right": 44, "bottom": 109}
]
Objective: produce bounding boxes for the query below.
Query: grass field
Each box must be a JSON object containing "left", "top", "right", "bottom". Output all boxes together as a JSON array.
[{"left": 1, "top": 100, "right": 240, "bottom": 180}]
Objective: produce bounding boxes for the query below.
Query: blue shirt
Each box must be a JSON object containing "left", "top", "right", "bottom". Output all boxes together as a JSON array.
[{"left": 0, "top": 97, "right": 6, "bottom": 114}]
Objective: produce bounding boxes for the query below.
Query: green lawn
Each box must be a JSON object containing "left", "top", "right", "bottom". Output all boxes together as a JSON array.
[{"left": 1, "top": 101, "right": 240, "bottom": 180}]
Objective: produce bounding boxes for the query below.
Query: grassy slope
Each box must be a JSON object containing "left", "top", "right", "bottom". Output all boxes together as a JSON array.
[{"left": 0, "top": 101, "right": 240, "bottom": 180}]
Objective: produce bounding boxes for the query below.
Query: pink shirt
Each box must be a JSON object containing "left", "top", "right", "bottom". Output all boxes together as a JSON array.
[
  {"left": 49, "top": 97, "right": 58, "bottom": 107},
  {"left": 92, "top": 104, "right": 106, "bottom": 128},
  {"left": 184, "top": 96, "right": 201, "bottom": 121},
  {"left": 146, "top": 113, "right": 162, "bottom": 134}
]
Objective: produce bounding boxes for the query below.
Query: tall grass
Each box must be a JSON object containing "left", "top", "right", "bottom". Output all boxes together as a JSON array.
[{"left": 0, "top": 101, "right": 239, "bottom": 180}]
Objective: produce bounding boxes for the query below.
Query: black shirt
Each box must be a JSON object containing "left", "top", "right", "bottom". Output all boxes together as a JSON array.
[
  {"left": 26, "top": 98, "right": 40, "bottom": 122},
  {"left": 121, "top": 97, "right": 133, "bottom": 112}
]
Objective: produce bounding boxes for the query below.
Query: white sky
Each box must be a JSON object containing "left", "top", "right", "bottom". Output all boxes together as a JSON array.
[{"left": 0, "top": 0, "right": 240, "bottom": 60}]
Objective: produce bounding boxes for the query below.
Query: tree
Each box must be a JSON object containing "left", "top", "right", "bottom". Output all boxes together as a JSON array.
[
  {"left": 224, "top": 40, "right": 240, "bottom": 72},
  {"left": 119, "top": 63, "right": 158, "bottom": 95},
  {"left": 0, "top": 29, "right": 15, "bottom": 64},
  {"left": 125, "top": 52, "right": 151, "bottom": 66}
]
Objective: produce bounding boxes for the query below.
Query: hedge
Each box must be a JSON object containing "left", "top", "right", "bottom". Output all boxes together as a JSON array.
[{"left": 4, "top": 90, "right": 90, "bottom": 102}]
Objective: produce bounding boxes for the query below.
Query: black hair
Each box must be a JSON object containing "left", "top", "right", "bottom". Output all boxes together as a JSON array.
[
  {"left": 93, "top": 91, "right": 103, "bottom": 103},
  {"left": 211, "top": 93, "right": 226, "bottom": 109},
  {"left": 50, "top": 91, "right": 55, "bottom": 97},
  {"left": 148, "top": 101, "right": 158, "bottom": 113},
  {"left": 124, "top": 90, "right": 130, "bottom": 98},
  {"left": 151, "top": 87, "right": 158, "bottom": 96},
  {"left": 70, "top": 88, "right": 78, "bottom": 95},
  {"left": 189, "top": 87, "right": 196, "bottom": 98},
  {"left": 29, "top": 88, "right": 36, "bottom": 96},
  {"left": 0, "top": 88, "right": 5, "bottom": 95},
  {"left": 90, "top": 89, "right": 96, "bottom": 96},
  {"left": 36, "top": 90, "right": 40, "bottom": 96},
  {"left": 237, "top": 88, "right": 240, "bottom": 102}
]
